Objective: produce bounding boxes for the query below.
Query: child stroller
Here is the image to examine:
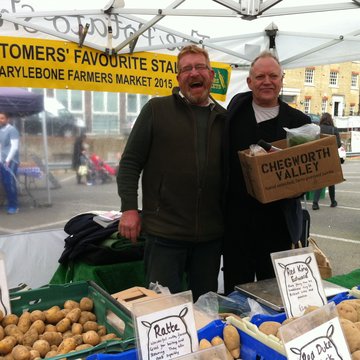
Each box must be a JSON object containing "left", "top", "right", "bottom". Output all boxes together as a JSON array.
[{"left": 90, "top": 154, "right": 117, "bottom": 184}]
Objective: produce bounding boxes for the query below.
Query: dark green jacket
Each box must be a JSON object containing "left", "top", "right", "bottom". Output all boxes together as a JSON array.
[{"left": 117, "top": 88, "right": 227, "bottom": 241}]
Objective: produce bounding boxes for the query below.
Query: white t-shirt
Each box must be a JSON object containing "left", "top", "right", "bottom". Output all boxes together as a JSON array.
[{"left": 252, "top": 101, "right": 279, "bottom": 124}]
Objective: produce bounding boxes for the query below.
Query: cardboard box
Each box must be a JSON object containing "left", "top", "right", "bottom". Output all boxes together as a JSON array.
[{"left": 238, "top": 135, "right": 344, "bottom": 203}]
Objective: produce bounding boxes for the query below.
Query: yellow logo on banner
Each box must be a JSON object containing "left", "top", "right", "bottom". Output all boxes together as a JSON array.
[{"left": 0, "top": 36, "right": 231, "bottom": 101}]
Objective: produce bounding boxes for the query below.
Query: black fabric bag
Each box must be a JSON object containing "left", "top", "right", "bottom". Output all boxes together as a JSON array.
[
  {"left": 300, "top": 208, "right": 311, "bottom": 247},
  {"left": 58, "top": 212, "right": 144, "bottom": 265}
]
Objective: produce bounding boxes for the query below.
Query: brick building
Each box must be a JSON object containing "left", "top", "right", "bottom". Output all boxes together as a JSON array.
[{"left": 282, "top": 61, "right": 360, "bottom": 117}]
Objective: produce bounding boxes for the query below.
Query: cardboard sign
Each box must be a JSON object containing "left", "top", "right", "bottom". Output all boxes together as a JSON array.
[
  {"left": 280, "top": 303, "right": 351, "bottom": 360},
  {"left": 238, "top": 135, "right": 344, "bottom": 203},
  {"left": 271, "top": 247, "right": 327, "bottom": 318},
  {"left": 0, "top": 252, "right": 11, "bottom": 315},
  {"left": 132, "top": 291, "right": 198, "bottom": 360}
]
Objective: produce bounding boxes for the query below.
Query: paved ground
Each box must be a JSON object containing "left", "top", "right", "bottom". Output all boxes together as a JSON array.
[{"left": 0, "top": 158, "right": 359, "bottom": 279}]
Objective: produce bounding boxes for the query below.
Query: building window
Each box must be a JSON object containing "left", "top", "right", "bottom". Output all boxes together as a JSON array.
[
  {"left": 329, "top": 71, "right": 338, "bottom": 86},
  {"left": 124, "top": 94, "right": 151, "bottom": 135},
  {"left": 351, "top": 73, "right": 359, "bottom": 88},
  {"left": 349, "top": 104, "right": 355, "bottom": 115},
  {"left": 55, "top": 89, "right": 83, "bottom": 112},
  {"left": 321, "top": 99, "right": 327, "bottom": 113},
  {"left": 304, "top": 99, "right": 311, "bottom": 113},
  {"left": 304, "top": 68, "right": 315, "bottom": 85},
  {"left": 92, "top": 91, "right": 119, "bottom": 134}
]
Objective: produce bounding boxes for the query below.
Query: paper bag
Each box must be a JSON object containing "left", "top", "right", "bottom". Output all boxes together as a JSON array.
[{"left": 308, "top": 237, "right": 332, "bottom": 279}]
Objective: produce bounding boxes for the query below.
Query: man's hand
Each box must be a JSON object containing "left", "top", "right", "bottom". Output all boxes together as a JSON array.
[{"left": 119, "top": 210, "right": 141, "bottom": 243}]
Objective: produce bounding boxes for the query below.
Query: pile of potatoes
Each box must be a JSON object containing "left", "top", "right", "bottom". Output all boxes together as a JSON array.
[
  {"left": 0, "top": 297, "right": 121, "bottom": 360},
  {"left": 257, "top": 299, "right": 360, "bottom": 360},
  {"left": 198, "top": 323, "right": 241, "bottom": 360}
]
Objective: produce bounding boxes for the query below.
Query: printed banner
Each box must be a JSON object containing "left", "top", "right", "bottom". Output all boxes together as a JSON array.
[{"left": 0, "top": 36, "right": 231, "bottom": 101}]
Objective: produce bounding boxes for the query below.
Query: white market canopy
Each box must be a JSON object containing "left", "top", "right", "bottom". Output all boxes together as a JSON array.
[{"left": 1, "top": 0, "right": 360, "bottom": 70}]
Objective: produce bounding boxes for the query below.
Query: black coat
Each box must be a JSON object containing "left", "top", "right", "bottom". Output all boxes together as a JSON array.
[{"left": 225, "top": 91, "right": 311, "bottom": 244}]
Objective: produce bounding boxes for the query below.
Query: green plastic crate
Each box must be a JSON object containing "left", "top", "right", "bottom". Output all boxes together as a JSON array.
[{"left": 9, "top": 281, "right": 135, "bottom": 360}]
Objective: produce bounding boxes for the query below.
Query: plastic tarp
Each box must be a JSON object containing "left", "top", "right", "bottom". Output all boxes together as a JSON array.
[
  {"left": 0, "top": 88, "right": 52, "bottom": 205},
  {"left": 0, "top": 229, "right": 66, "bottom": 289}
]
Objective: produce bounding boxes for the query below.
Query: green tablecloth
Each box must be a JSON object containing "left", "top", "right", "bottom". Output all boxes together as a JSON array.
[
  {"left": 50, "top": 260, "right": 146, "bottom": 294},
  {"left": 327, "top": 268, "right": 360, "bottom": 289}
]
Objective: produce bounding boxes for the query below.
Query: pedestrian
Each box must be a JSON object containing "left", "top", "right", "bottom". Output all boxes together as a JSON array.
[
  {"left": 72, "top": 132, "right": 88, "bottom": 184},
  {"left": 0, "top": 111, "right": 20, "bottom": 214},
  {"left": 78, "top": 149, "right": 94, "bottom": 186},
  {"left": 117, "top": 45, "right": 226, "bottom": 301},
  {"left": 312, "top": 112, "right": 341, "bottom": 210},
  {"left": 223, "top": 51, "right": 311, "bottom": 294}
]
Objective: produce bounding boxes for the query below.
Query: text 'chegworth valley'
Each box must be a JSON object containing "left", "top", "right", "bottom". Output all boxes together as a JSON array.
[{"left": 261, "top": 147, "right": 331, "bottom": 181}]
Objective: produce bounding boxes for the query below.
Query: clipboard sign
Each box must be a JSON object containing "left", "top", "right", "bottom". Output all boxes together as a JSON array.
[
  {"left": 279, "top": 302, "right": 352, "bottom": 360},
  {"left": 271, "top": 247, "right": 327, "bottom": 318},
  {"left": 0, "top": 251, "right": 11, "bottom": 316},
  {"left": 131, "top": 291, "right": 198, "bottom": 360}
]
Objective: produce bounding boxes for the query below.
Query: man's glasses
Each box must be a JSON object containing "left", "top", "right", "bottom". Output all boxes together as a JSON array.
[{"left": 179, "top": 64, "right": 209, "bottom": 74}]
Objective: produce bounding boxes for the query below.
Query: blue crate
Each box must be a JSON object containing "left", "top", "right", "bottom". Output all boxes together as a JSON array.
[{"left": 87, "top": 318, "right": 287, "bottom": 360}]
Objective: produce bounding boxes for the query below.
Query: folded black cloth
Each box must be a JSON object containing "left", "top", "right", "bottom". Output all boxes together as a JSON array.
[{"left": 58, "top": 213, "right": 144, "bottom": 265}]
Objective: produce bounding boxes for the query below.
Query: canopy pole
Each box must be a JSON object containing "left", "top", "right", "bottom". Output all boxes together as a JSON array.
[{"left": 40, "top": 111, "right": 52, "bottom": 206}]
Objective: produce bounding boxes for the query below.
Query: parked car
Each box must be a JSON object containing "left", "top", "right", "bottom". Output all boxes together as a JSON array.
[
  {"left": 14, "top": 97, "right": 84, "bottom": 137},
  {"left": 338, "top": 143, "right": 346, "bottom": 164}
]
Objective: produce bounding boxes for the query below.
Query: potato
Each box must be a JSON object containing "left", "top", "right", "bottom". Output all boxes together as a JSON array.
[
  {"left": 29, "top": 311, "right": 45, "bottom": 324},
  {"left": 63, "top": 301, "right": 79, "bottom": 310},
  {"left": 4, "top": 325, "right": 23, "bottom": 344},
  {"left": 82, "top": 331, "right": 100, "bottom": 346},
  {"left": 43, "top": 325, "right": 56, "bottom": 333},
  {"left": 211, "top": 336, "right": 233, "bottom": 360},
  {"left": 17, "top": 313, "right": 31, "bottom": 335},
  {"left": 97, "top": 325, "right": 106, "bottom": 337},
  {"left": 0, "top": 336, "right": 17, "bottom": 355},
  {"left": 11, "top": 345, "right": 30, "bottom": 360},
  {"left": 57, "top": 338, "right": 77, "bottom": 355},
  {"left": 352, "top": 350, "right": 360, "bottom": 360},
  {"left": 75, "top": 344, "right": 93, "bottom": 351},
  {"left": 44, "top": 350, "right": 57, "bottom": 358},
  {"left": 31, "top": 340, "right": 50, "bottom": 358},
  {"left": 44, "top": 307, "right": 64, "bottom": 325},
  {"left": 55, "top": 318, "right": 71, "bottom": 333},
  {"left": 62, "top": 331, "right": 73, "bottom": 340},
  {"left": 337, "top": 303, "right": 358, "bottom": 323},
  {"left": 303, "top": 305, "right": 320, "bottom": 315},
  {"left": 0, "top": 326, "right": 4, "bottom": 341},
  {"left": 199, "top": 339, "right": 212, "bottom": 350},
  {"left": 282, "top": 317, "right": 297, "bottom": 325},
  {"left": 223, "top": 324, "right": 240, "bottom": 359},
  {"left": 100, "top": 334, "right": 118, "bottom": 342},
  {"left": 65, "top": 308, "right": 81, "bottom": 324},
  {"left": 22, "top": 328, "right": 38, "bottom": 347},
  {"left": 258, "top": 321, "right": 281, "bottom": 336},
  {"left": 28, "top": 349, "right": 40, "bottom": 360},
  {"left": 71, "top": 323, "right": 83, "bottom": 335},
  {"left": 29, "top": 321, "right": 45, "bottom": 336},
  {"left": 79, "top": 298, "right": 94, "bottom": 312},
  {"left": 83, "top": 321, "right": 98, "bottom": 332},
  {"left": 1, "top": 316, "right": 18, "bottom": 328},
  {"left": 0, "top": 310, "right": 4, "bottom": 323},
  {"left": 39, "top": 332, "right": 62, "bottom": 347},
  {"left": 72, "top": 335, "right": 83, "bottom": 346},
  {"left": 3, "top": 354, "right": 15, "bottom": 360},
  {"left": 78, "top": 312, "right": 96, "bottom": 325},
  {"left": 340, "top": 318, "right": 360, "bottom": 353}
]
